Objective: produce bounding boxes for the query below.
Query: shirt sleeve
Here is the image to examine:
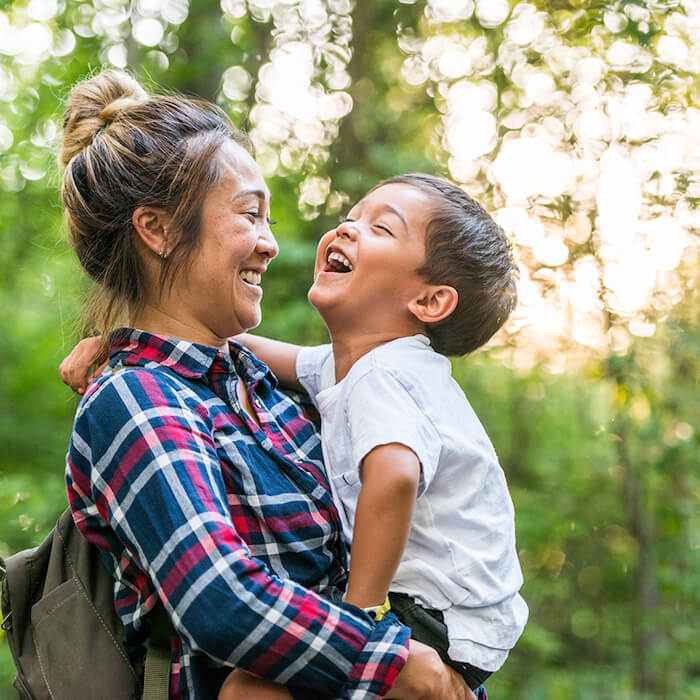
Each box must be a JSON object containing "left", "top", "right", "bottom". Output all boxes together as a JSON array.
[
  {"left": 346, "top": 368, "right": 442, "bottom": 492},
  {"left": 296, "top": 344, "right": 333, "bottom": 402},
  {"left": 66, "top": 367, "right": 409, "bottom": 698}
]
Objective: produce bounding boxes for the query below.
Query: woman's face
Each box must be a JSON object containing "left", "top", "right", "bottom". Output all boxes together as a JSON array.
[{"left": 174, "top": 140, "right": 278, "bottom": 342}]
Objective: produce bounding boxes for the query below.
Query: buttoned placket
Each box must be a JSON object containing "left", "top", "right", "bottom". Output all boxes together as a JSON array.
[
  {"left": 250, "top": 383, "right": 313, "bottom": 473},
  {"left": 209, "top": 353, "right": 313, "bottom": 475},
  {"left": 153, "top": 337, "right": 344, "bottom": 574}
]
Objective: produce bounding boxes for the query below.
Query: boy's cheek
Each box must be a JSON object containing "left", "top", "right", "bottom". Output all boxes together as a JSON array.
[
  {"left": 314, "top": 230, "right": 335, "bottom": 274},
  {"left": 317, "top": 231, "right": 332, "bottom": 250}
]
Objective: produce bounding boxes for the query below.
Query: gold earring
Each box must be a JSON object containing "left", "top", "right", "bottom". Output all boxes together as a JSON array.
[{"left": 160, "top": 228, "right": 168, "bottom": 259}]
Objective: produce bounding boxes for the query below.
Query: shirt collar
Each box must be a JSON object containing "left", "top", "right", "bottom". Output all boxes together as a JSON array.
[{"left": 109, "top": 328, "right": 277, "bottom": 387}]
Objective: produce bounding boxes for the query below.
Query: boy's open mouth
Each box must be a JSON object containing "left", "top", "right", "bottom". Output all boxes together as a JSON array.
[{"left": 324, "top": 248, "right": 353, "bottom": 273}]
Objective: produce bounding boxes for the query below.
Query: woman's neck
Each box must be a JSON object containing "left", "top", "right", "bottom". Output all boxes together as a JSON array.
[{"left": 131, "top": 303, "right": 229, "bottom": 351}]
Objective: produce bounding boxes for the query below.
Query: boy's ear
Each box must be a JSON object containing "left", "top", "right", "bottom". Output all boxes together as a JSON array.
[
  {"left": 132, "top": 206, "right": 171, "bottom": 257},
  {"left": 408, "top": 285, "right": 458, "bottom": 325}
]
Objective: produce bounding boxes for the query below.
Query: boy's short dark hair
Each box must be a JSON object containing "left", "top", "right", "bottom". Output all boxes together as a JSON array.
[{"left": 378, "top": 174, "right": 518, "bottom": 356}]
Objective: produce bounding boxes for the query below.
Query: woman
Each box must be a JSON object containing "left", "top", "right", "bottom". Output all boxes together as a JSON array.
[{"left": 59, "top": 70, "right": 473, "bottom": 699}]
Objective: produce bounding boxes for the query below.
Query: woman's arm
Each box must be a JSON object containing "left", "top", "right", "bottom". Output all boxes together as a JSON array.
[
  {"left": 233, "top": 333, "right": 304, "bottom": 390},
  {"left": 68, "top": 367, "right": 409, "bottom": 698}
]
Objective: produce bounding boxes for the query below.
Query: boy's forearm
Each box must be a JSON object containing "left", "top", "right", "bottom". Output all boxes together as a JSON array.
[
  {"left": 234, "top": 333, "right": 304, "bottom": 390},
  {"left": 345, "top": 444, "right": 421, "bottom": 609}
]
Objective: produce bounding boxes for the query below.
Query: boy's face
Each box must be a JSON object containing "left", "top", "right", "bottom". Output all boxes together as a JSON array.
[{"left": 308, "top": 183, "right": 435, "bottom": 333}]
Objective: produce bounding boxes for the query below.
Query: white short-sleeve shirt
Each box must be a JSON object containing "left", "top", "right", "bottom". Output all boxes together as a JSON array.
[{"left": 296, "top": 335, "right": 528, "bottom": 671}]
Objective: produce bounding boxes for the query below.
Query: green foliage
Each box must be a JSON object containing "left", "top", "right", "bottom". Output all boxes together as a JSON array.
[
  {"left": 0, "top": 0, "right": 698, "bottom": 696},
  {"left": 453, "top": 331, "right": 700, "bottom": 697}
]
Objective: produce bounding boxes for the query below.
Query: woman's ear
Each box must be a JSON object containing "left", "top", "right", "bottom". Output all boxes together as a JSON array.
[
  {"left": 132, "top": 206, "right": 171, "bottom": 257},
  {"left": 408, "top": 285, "right": 458, "bottom": 324}
]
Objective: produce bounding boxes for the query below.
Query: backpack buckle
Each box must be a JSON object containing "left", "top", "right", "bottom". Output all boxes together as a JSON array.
[{"left": 1, "top": 611, "right": 11, "bottom": 632}]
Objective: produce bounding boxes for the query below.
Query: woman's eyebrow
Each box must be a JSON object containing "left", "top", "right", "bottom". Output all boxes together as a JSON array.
[{"left": 232, "top": 189, "right": 269, "bottom": 203}]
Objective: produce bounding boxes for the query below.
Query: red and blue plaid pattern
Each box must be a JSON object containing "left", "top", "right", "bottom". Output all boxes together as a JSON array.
[{"left": 66, "top": 330, "right": 409, "bottom": 699}]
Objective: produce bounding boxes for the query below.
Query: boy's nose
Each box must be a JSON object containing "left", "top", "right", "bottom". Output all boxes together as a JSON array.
[{"left": 336, "top": 219, "right": 358, "bottom": 240}]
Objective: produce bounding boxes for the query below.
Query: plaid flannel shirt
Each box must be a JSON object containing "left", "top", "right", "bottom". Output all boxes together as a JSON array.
[{"left": 66, "top": 330, "right": 410, "bottom": 699}]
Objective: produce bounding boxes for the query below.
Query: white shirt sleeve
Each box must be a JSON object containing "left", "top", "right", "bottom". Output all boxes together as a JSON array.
[
  {"left": 296, "top": 344, "right": 333, "bottom": 402},
  {"left": 345, "top": 368, "right": 442, "bottom": 493}
]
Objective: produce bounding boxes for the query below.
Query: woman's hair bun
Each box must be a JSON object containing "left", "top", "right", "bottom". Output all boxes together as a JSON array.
[{"left": 59, "top": 69, "right": 148, "bottom": 166}]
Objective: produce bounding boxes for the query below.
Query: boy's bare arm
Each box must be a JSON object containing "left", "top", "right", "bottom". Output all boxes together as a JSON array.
[
  {"left": 234, "top": 333, "right": 304, "bottom": 390},
  {"left": 60, "top": 333, "right": 305, "bottom": 394},
  {"left": 345, "top": 443, "right": 421, "bottom": 609},
  {"left": 59, "top": 336, "right": 107, "bottom": 394}
]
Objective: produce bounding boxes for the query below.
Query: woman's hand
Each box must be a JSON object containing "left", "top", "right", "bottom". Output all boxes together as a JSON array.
[
  {"left": 59, "top": 336, "right": 106, "bottom": 394},
  {"left": 387, "top": 640, "right": 476, "bottom": 700}
]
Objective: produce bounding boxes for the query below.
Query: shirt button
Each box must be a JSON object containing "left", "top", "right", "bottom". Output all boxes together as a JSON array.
[{"left": 254, "top": 399, "right": 262, "bottom": 408}]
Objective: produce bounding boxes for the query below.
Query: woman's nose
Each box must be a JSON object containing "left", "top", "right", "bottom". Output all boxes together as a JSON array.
[{"left": 258, "top": 225, "right": 279, "bottom": 260}]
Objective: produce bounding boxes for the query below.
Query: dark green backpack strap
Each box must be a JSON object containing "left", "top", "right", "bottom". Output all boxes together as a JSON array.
[{"left": 142, "top": 601, "right": 173, "bottom": 700}]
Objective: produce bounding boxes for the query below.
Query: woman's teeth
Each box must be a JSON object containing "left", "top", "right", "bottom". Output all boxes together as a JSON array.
[
  {"left": 327, "top": 251, "right": 353, "bottom": 271},
  {"left": 240, "top": 270, "right": 261, "bottom": 285}
]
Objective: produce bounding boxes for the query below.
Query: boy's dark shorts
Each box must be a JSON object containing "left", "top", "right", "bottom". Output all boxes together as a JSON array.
[{"left": 388, "top": 592, "right": 492, "bottom": 691}]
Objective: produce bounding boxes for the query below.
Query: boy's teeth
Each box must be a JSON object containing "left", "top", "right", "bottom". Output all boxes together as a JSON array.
[
  {"left": 327, "top": 251, "right": 353, "bottom": 271},
  {"left": 240, "top": 270, "right": 261, "bottom": 285}
]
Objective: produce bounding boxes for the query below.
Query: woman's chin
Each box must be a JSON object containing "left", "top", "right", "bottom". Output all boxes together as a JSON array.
[
  {"left": 209, "top": 311, "right": 261, "bottom": 341},
  {"left": 238, "top": 312, "right": 262, "bottom": 335}
]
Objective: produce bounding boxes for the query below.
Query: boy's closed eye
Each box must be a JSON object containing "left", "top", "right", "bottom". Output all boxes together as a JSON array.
[
  {"left": 338, "top": 215, "right": 395, "bottom": 237},
  {"left": 373, "top": 223, "right": 394, "bottom": 236}
]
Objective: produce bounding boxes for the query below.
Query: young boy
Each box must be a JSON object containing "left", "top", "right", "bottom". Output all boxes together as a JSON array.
[
  {"left": 62, "top": 174, "right": 527, "bottom": 698},
  {"left": 221, "top": 174, "right": 527, "bottom": 698}
]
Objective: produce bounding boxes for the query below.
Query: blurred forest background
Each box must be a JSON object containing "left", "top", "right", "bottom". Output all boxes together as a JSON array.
[{"left": 0, "top": 0, "right": 698, "bottom": 697}]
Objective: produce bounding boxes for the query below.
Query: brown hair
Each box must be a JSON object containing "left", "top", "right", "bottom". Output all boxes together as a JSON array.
[
  {"left": 377, "top": 174, "right": 518, "bottom": 356},
  {"left": 59, "top": 69, "right": 252, "bottom": 339}
]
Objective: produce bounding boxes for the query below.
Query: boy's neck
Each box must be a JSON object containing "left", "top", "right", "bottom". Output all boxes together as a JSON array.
[{"left": 329, "top": 329, "right": 415, "bottom": 382}]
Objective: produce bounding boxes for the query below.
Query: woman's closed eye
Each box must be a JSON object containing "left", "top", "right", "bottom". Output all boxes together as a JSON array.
[{"left": 246, "top": 212, "right": 277, "bottom": 226}]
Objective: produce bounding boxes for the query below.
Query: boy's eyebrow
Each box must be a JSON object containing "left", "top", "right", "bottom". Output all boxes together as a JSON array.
[
  {"left": 350, "top": 200, "right": 409, "bottom": 231},
  {"left": 382, "top": 203, "right": 409, "bottom": 232}
]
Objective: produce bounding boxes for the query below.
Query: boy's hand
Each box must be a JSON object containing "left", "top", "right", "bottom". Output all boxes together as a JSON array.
[{"left": 59, "top": 336, "right": 106, "bottom": 394}]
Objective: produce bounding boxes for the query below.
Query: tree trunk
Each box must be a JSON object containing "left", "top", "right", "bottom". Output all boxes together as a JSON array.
[
  {"left": 327, "top": 0, "right": 374, "bottom": 200},
  {"left": 176, "top": 0, "right": 232, "bottom": 99},
  {"left": 612, "top": 376, "right": 659, "bottom": 694}
]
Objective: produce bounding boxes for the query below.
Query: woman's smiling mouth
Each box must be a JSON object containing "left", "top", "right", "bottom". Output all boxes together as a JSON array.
[{"left": 240, "top": 269, "right": 262, "bottom": 285}]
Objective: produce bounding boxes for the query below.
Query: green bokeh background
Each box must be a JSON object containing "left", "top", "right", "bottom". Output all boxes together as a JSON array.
[{"left": 1, "top": 1, "right": 698, "bottom": 697}]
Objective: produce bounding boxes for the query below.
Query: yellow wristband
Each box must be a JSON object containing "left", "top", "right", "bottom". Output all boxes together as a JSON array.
[{"left": 363, "top": 596, "right": 391, "bottom": 622}]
